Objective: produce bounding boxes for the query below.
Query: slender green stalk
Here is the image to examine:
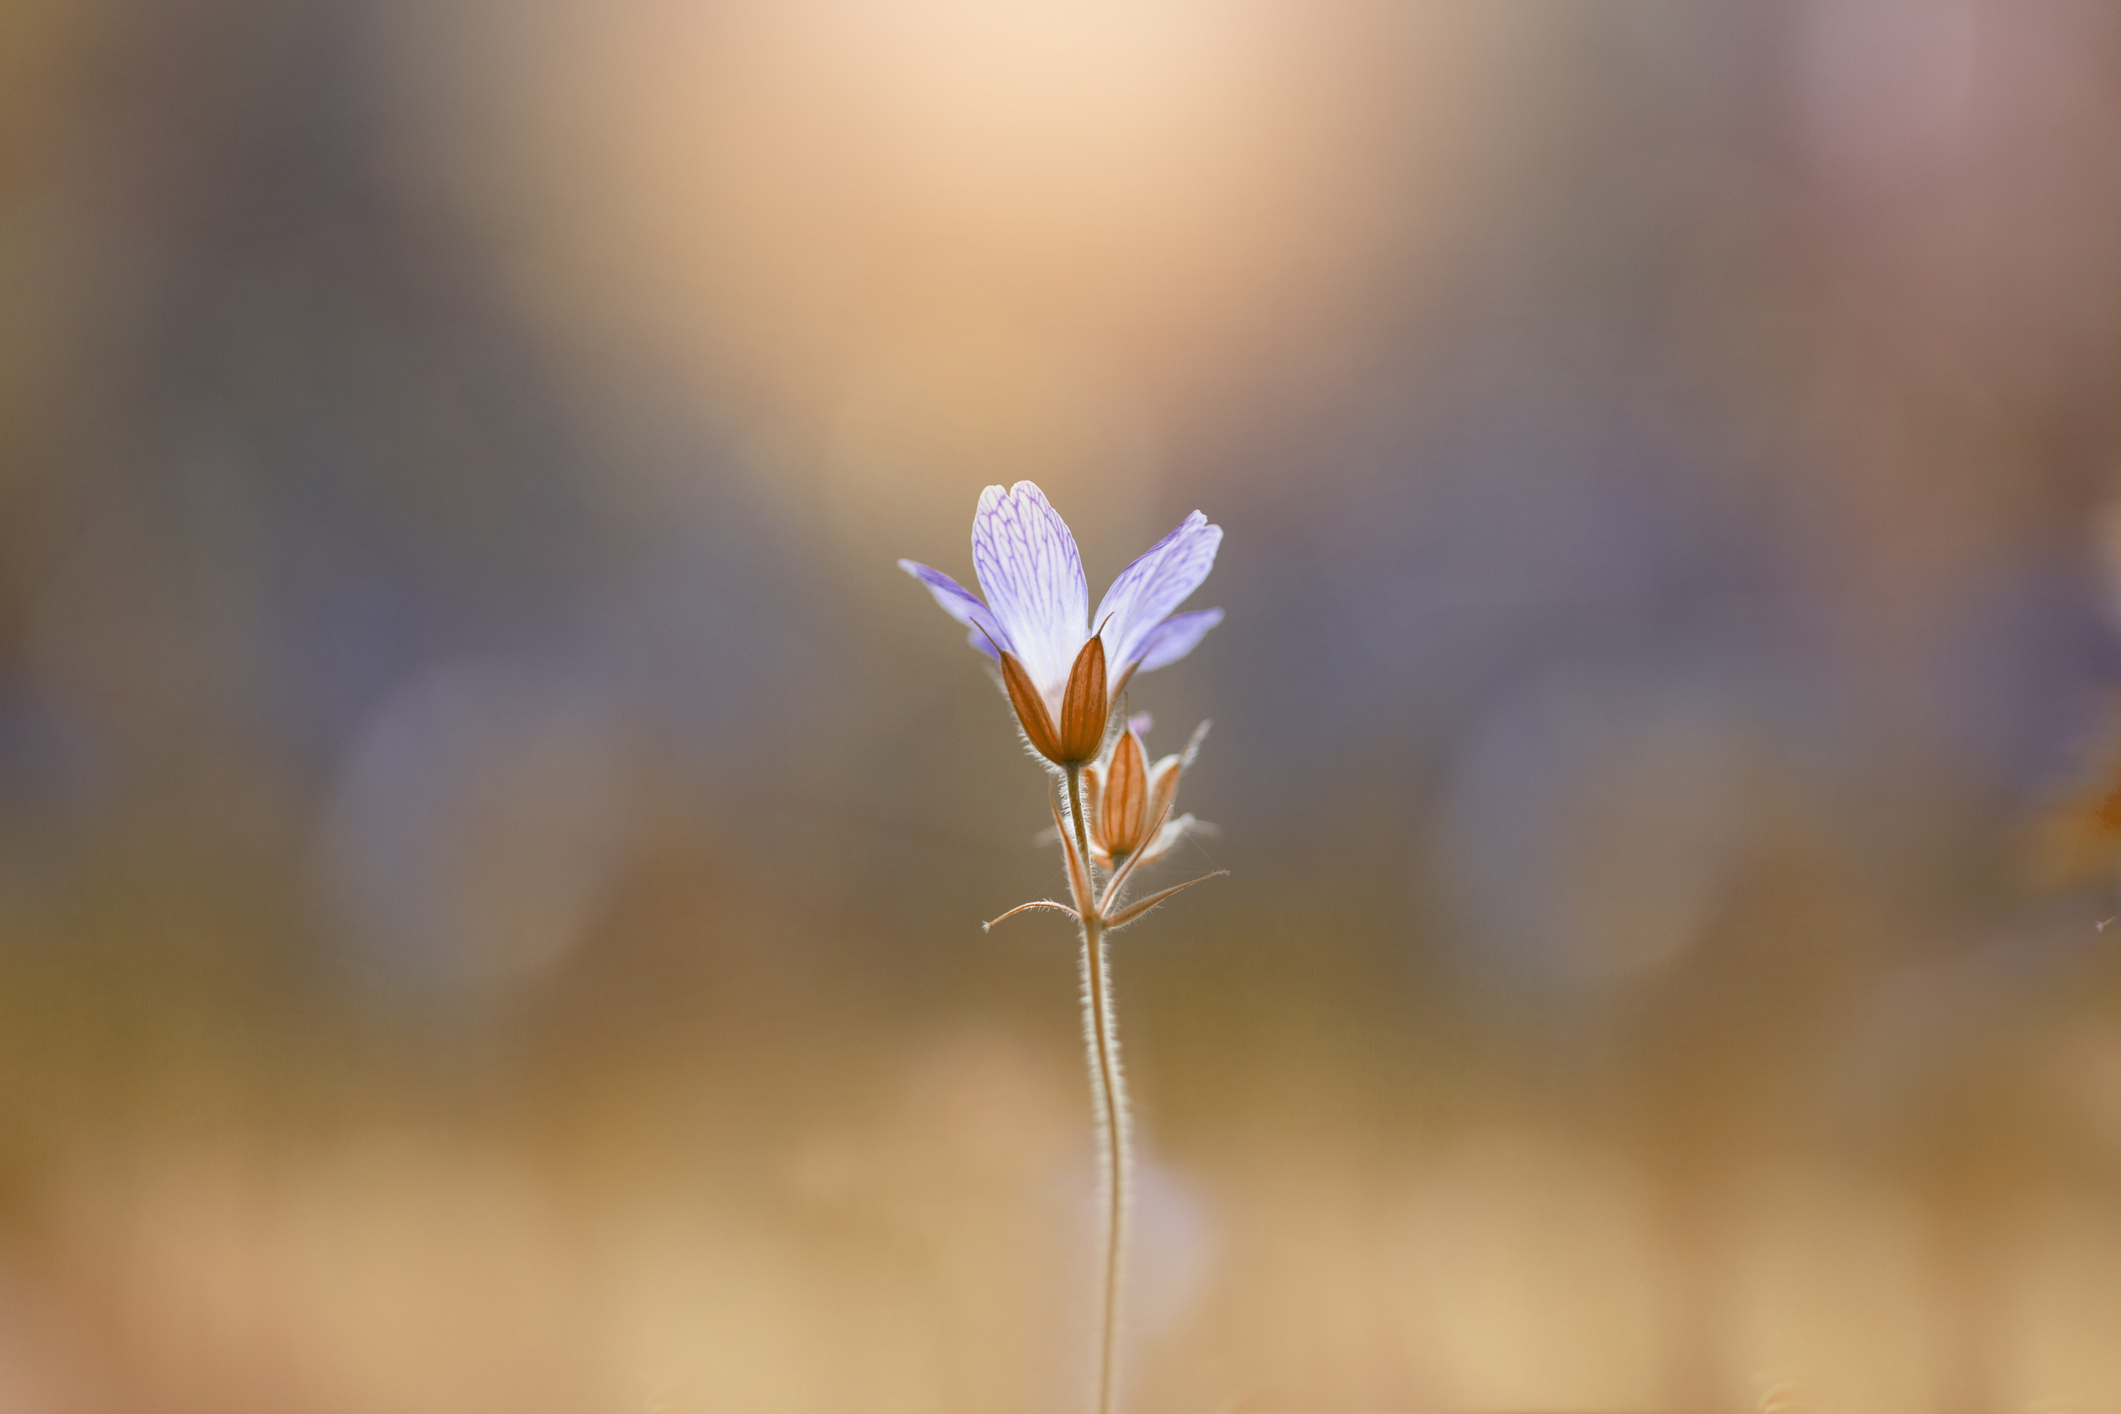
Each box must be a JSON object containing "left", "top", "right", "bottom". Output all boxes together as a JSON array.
[{"left": 1065, "top": 765, "right": 1127, "bottom": 1414}]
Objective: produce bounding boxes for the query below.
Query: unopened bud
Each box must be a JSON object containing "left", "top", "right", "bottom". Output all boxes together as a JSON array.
[{"left": 1101, "top": 727, "right": 1150, "bottom": 859}]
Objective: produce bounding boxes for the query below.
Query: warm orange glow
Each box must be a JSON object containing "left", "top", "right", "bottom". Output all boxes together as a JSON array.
[{"left": 380, "top": 0, "right": 1509, "bottom": 529}]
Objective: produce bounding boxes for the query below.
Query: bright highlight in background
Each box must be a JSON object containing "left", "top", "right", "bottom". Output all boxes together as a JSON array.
[{"left": 382, "top": 0, "right": 1509, "bottom": 536}]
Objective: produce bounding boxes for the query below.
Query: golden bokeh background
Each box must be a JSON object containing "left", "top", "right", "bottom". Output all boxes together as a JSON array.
[{"left": 8, "top": 1, "right": 2121, "bottom": 1410}]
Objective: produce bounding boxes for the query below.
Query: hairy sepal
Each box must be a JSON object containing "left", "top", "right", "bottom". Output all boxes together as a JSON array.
[
  {"left": 1103, "top": 872, "right": 1227, "bottom": 931},
  {"left": 999, "top": 650, "right": 1065, "bottom": 762},
  {"left": 1056, "top": 635, "right": 1109, "bottom": 765},
  {"left": 983, "top": 899, "right": 1080, "bottom": 931}
]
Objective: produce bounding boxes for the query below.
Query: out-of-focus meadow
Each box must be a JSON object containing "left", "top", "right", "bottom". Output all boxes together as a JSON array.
[{"left": 9, "top": 1, "right": 2121, "bottom": 1410}]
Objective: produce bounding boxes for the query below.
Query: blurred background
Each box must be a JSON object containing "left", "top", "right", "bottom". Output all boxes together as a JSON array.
[{"left": 7, "top": 0, "right": 2121, "bottom": 1410}]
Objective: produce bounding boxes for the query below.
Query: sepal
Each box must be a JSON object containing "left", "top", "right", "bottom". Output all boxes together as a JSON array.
[
  {"left": 1102, "top": 872, "right": 1227, "bottom": 931},
  {"left": 1056, "top": 635, "right": 1109, "bottom": 765},
  {"left": 983, "top": 899, "right": 1081, "bottom": 931},
  {"left": 999, "top": 650, "right": 1065, "bottom": 762}
]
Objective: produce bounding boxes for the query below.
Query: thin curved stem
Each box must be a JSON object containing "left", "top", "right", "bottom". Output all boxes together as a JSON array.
[{"left": 1066, "top": 765, "right": 1127, "bottom": 1414}]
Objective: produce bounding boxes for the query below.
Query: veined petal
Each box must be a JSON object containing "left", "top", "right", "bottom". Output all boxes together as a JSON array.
[
  {"left": 898, "top": 560, "right": 1010, "bottom": 662},
  {"left": 971, "top": 482, "right": 1087, "bottom": 694},
  {"left": 1094, "top": 513, "right": 1223, "bottom": 671},
  {"left": 1134, "top": 607, "right": 1224, "bottom": 673}
]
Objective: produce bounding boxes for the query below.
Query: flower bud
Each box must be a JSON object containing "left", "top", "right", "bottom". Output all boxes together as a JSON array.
[{"left": 1099, "top": 726, "right": 1150, "bottom": 859}]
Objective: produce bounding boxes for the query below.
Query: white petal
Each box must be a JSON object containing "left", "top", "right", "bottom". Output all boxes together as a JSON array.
[
  {"left": 1134, "top": 607, "right": 1224, "bottom": 673},
  {"left": 970, "top": 482, "right": 1088, "bottom": 694},
  {"left": 898, "top": 559, "right": 1009, "bottom": 661},
  {"left": 1094, "top": 513, "right": 1223, "bottom": 671}
]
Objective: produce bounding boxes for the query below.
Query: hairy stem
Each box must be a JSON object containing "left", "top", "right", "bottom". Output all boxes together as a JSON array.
[{"left": 1066, "top": 765, "right": 1128, "bottom": 1414}]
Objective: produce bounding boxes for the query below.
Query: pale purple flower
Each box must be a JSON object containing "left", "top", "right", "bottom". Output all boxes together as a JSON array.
[
  {"left": 899, "top": 481, "right": 1223, "bottom": 765},
  {"left": 919, "top": 487, "right": 1225, "bottom": 1414}
]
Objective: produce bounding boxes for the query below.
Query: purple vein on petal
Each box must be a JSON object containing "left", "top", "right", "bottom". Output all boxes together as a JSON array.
[
  {"left": 898, "top": 559, "right": 1011, "bottom": 662},
  {"left": 971, "top": 482, "right": 1088, "bottom": 694},
  {"left": 1094, "top": 511, "right": 1223, "bottom": 672}
]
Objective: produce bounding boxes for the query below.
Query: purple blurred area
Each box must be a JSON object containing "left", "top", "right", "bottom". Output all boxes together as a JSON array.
[{"left": 8, "top": 1, "right": 2121, "bottom": 1410}]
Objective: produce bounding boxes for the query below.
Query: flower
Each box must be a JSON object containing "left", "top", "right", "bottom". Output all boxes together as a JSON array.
[
  {"left": 899, "top": 481, "right": 1223, "bottom": 767},
  {"left": 1083, "top": 716, "right": 1211, "bottom": 869}
]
